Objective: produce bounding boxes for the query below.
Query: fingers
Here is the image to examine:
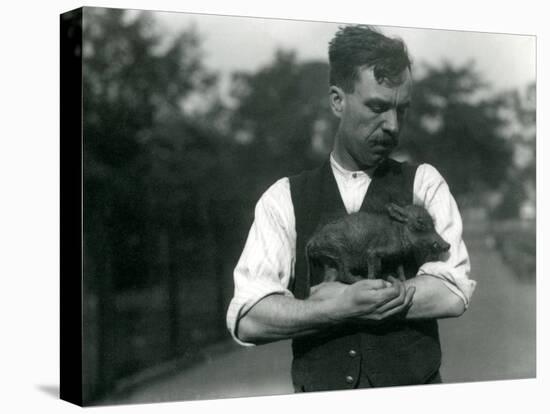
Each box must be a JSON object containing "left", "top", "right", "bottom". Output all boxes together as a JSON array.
[
  {"left": 354, "top": 279, "right": 392, "bottom": 290},
  {"left": 387, "top": 276, "right": 399, "bottom": 284},
  {"left": 356, "top": 282, "right": 400, "bottom": 307},
  {"left": 375, "top": 279, "right": 407, "bottom": 313},
  {"left": 379, "top": 286, "right": 416, "bottom": 319},
  {"left": 397, "top": 265, "right": 406, "bottom": 282},
  {"left": 405, "top": 286, "right": 415, "bottom": 303},
  {"left": 351, "top": 277, "right": 415, "bottom": 319}
]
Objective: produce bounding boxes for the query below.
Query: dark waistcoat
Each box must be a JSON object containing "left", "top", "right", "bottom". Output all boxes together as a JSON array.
[{"left": 288, "top": 158, "right": 441, "bottom": 392}]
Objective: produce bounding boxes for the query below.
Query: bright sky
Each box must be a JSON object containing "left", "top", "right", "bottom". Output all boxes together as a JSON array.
[{"left": 153, "top": 10, "right": 535, "bottom": 95}]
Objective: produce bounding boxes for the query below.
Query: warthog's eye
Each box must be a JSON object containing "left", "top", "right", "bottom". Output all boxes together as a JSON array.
[{"left": 432, "top": 242, "right": 439, "bottom": 251}]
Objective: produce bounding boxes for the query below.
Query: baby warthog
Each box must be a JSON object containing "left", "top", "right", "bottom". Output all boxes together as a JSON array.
[{"left": 306, "top": 203, "right": 450, "bottom": 284}]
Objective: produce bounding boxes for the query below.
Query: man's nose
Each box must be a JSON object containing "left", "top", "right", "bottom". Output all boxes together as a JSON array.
[{"left": 382, "top": 109, "right": 399, "bottom": 136}]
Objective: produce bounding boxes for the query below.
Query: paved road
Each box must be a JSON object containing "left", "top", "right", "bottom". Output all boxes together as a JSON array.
[
  {"left": 438, "top": 237, "right": 536, "bottom": 383},
  {"left": 105, "top": 237, "right": 536, "bottom": 405}
]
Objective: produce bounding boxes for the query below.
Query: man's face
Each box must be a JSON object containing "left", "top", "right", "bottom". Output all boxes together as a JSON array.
[{"left": 332, "top": 67, "right": 412, "bottom": 171}]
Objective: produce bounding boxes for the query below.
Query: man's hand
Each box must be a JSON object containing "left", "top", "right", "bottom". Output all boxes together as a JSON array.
[
  {"left": 309, "top": 276, "right": 415, "bottom": 324},
  {"left": 237, "top": 276, "right": 415, "bottom": 344}
]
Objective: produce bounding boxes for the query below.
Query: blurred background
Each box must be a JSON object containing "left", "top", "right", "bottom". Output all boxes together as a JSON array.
[{"left": 79, "top": 7, "right": 536, "bottom": 405}]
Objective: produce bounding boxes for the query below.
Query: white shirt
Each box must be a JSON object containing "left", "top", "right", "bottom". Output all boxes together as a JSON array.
[{"left": 226, "top": 155, "right": 477, "bottom": 345}]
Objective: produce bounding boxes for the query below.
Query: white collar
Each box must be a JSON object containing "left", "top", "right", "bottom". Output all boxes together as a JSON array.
[{"left": 329, "top": 153, "right": 370, "bottom": 180}]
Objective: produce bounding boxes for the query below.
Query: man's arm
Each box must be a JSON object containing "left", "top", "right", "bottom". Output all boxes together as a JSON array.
[
  {"left": 403, "top": 275, "right": 465, "bottom": 319},
  {"left": 237, "top": 278, "right": 415, "bottom": 344},
  {"left": 403, "top": 163, "right": 477, "bottom": 319},
  {"left": 226, "top": 178, "right": 297, "bottom": 345}
]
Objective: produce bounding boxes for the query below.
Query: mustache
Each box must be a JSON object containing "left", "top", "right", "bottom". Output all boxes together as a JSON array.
[{"left": 371, "top": 134, "right": 397, "bottom": 146}]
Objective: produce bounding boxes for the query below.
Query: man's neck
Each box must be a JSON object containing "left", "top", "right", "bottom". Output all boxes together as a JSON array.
[{"left": 330, "top": 151, "right": 378, "bottom": 177}]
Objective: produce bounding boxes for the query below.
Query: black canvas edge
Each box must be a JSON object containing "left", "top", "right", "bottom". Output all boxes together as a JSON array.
[{"left": 60, "top": 7, "right": 84, "bottom": 407}]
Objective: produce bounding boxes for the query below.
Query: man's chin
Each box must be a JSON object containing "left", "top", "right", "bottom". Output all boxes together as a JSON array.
[
  {"left": 352, "top": 152, "right": 390, "bottom": 171},
  {"left": 364, "top": 154, "right": 389, "bottom": 169}
]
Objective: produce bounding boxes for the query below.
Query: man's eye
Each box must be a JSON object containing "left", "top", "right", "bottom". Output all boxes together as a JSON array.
[{"left": 367, "top": 104, "right": 386, "bottom": 113}]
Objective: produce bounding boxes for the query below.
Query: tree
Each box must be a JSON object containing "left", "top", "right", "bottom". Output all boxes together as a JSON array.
[
  {"left": 400, "top": 61, "right": 514, "bottom": 202},
  {"left": 83, "top": 8, "right": 216, "bottom": 289},
  {"left": 491, "top": 82, "right": 536, "bottom": 219},
  {"left": 229, "top": 51, "right": 336, "bottom": 200},
  {"left": 82, "top": 8, "right": 220, "bottom": 400}
]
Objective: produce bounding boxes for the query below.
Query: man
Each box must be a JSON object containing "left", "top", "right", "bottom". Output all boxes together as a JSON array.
[{"left": 226, "top": 25, "right": 476, "bottom": 391}]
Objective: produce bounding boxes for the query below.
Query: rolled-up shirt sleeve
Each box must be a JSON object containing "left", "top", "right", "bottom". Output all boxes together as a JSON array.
[
  {"left": 414, "top": 164, "right": 477, "bottom": 309},
  {"left": 226, "top": 178, "right": 296, "bottom": 346}
]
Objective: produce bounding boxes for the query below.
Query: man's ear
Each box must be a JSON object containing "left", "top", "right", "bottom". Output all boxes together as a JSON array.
[{"left": 329, "top": 85, "right": 345, "bottom": 118}]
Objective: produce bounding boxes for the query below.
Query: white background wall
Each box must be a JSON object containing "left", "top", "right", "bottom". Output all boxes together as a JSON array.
[{"left": 0, "top": 1, "right": 546, "bottom": 413}]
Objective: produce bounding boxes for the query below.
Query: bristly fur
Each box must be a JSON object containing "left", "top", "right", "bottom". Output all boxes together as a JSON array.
[{"left": 306, "top": 203, "right": 450, "bottom": 284}]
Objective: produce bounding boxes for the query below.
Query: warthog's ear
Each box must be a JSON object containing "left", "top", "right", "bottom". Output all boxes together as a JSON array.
[{"left": 386, "top": 203, "right": 408, "bottom": 223}]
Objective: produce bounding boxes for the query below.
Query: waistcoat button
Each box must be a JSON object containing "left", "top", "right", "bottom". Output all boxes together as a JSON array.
[
  {"left": 345, "top": 375, "right": 354, "bottom": 384},
  {"left": 348, "top": 349, "right": 357, "bottom": 357}
]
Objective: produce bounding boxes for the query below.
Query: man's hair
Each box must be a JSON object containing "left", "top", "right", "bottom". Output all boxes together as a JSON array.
[{"left": 328, "top": 25, "right": 412, "bottom": 92}]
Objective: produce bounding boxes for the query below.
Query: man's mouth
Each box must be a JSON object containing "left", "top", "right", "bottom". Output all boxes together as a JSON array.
[{"left": 370, "top": 143, "right": 393, "bottom": 153}]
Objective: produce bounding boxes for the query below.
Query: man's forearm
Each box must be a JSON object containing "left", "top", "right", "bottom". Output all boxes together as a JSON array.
[
  {"left": 404, "top": 275, "right": 465, "bottom": 319},
  {"left": 236, "top": 278, "right": 413, "bottom": 344},
  {"left": 236, "top": 294, "right": 336, "bottom": 344}
]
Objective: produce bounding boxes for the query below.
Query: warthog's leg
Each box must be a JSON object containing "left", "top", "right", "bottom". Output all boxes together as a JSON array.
[
  {"left": 367, "top": 253, "right": 381, "bottom": 280},
  {"left": 334, "top": 258, "right": 363, "bottom": 284}
]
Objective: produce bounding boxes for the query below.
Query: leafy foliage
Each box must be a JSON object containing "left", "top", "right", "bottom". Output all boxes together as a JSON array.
[
  {"left": 229, "top": 50, "right": 336, "bottom": 194},
  {"left": 82, "top": 9, "right": 226, "bottom": 401},
  {"left": 400, "top": 62, "right": 514, "bottom": 199},
  {"left": 83, "top": 8, "right": 217, "bottom": 289}
]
